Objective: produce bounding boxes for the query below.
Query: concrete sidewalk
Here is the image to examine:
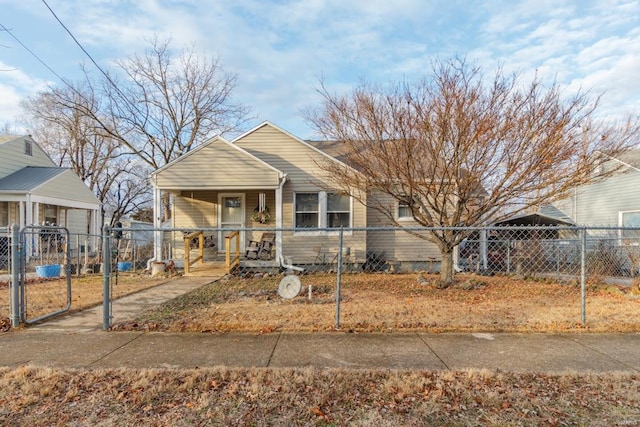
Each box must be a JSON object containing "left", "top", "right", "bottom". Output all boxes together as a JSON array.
[
  {"left": 2, "top": 275, "right": 639, "bottom": 373},
  {"left": 1, "top": 330, "right": 639, "bottom": 373}
]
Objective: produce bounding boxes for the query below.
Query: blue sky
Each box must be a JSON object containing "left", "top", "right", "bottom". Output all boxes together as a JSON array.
[{"left": 1, "top": 0, "right": 638, "bottom": 139}]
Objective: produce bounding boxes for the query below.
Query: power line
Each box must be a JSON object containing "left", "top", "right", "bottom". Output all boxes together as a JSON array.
[
  {"left": 40, "top": 0, "right": 115, "bottom": 88},
  {"left": 0, "top": 22, "right": 69, "bottom": 84},
  {"left": 40, "top": 0, "right": 166, "bottom": 140}
]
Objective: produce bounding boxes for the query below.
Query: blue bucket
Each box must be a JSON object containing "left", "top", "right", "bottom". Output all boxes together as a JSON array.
[
  {"left": 117, "top": 261, "right": 132, "bottom": 272},
  {"left": 36, "top": 264, "right": 61, "bottom": 278}
]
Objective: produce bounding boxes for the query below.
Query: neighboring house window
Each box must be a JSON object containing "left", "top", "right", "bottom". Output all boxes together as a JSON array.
[
  {"left": 397, "top": 195, "right": 418, "bottom": 220},
  {"left": 294, "top": 192, "right": 352, "bottom": 230},
  {"left": 24, "top": 140, "right": 32, "bottom": 156},
  {"left": 620, "top": 210, "right": 640, "bottom": 241},
  {"left": 0, "top": 202, "right": 8, "bottom": 226},
  {"left": 43, "top": 204, "right": 58, "bottom": 225}
]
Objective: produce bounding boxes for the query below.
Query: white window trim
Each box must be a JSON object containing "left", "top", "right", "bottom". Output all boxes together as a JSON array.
[
  {"left": 619, "top": 210, "right": 640, "bottom": 245},
  {"left": 294, "top": 191, "right": 353, "bottom": 236},
  {"left": 397, "top": 200, "right": 414, "bottom": 222}
]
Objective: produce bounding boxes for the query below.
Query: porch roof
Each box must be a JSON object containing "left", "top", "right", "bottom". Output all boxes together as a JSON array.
[
  {"left": 0, "top": 166, "right": 100, "bottom": 210},
  {"left": 152, "top": 136, "right": 284, "bottom": 190},
  {"left": 0, "top": 166, "right": 65, "bottom": 191}
]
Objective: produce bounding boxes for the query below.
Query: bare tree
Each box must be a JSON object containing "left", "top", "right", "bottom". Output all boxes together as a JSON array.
[
  {"left": 48, "top": 37, "right": 250, "bottom": 219},
  {"left": 306, "top": 57, "right": 639, "bottom": 285},
  {"left": 102, "top": 159, "right": 152, "bottom": 227},
  {"left": 21, "top": 82, "right": 149, "bottom": 225},
  {"left": 100, "top": 37, "right": 251, "bottom": 169}
]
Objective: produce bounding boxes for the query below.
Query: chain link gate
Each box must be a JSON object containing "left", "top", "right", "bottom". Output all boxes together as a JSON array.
[{"left": 19, "top": 225, "right": 72, "bottom": 324}]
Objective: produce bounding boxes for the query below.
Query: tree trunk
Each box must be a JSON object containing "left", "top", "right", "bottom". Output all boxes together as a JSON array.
[{"left": 439, "top": 249, "right": 455, "bottom": 287}]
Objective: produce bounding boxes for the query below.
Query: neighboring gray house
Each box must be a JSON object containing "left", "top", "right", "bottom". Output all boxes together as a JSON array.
[
  {"left": 0, "top": 135, "right": 101, "bottom": 245},
  {"left": 542, "top": 150, "right": 640, "bottom": 231}
]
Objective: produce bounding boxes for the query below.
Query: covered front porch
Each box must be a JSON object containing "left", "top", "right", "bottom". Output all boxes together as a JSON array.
[
  {"left": 149, "top": 135, "right": 288, "bottom": 270},
  {"left": 157, "top": 186, "right": 286, "bottom": 269}
]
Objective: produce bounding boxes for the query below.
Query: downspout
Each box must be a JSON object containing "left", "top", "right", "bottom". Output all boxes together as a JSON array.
[{"left": 274, "top": 173, "right": 302, "bottom": 272}]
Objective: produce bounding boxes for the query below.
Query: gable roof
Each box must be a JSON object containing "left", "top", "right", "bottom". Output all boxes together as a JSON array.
[
  {"left": 151, "top": 135, "right": 284, "bottom": 190},
  {"left": 0, "top": 135, "right": 23, "bottom": 145},
  {"left": 0, "top": 166, "right": 67, "bottom": 191},
  {"left": 233, "top": 121, "right": 360, "bottom": 174},
  {"left": 604, "top": 149, "right": 640, "bottom": 171}
]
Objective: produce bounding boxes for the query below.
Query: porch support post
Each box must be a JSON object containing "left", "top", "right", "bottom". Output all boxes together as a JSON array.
[
  {"left": 25, "top": 195, "right": 34, "bottom": 262},
  {"left": 153, "top": 186, "right": 163, "bottom": 261},
  {"left": 275, "top": 174, "right": 287, "bottom": 260}
]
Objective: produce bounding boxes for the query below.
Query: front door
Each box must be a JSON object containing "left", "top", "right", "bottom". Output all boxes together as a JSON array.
[{"left": 218, "top": 194, "right": 245, "bottom": 253}]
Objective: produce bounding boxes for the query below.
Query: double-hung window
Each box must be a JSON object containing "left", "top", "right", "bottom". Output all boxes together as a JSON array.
[
  {"left": 620, "top": 210, "right": 640, "bottom": 242},
  {"left": 327, "top": 193, "right": 350, "bottom": 227},
  {"left": 295, "top": 192, "right": 351, "bottom": 231},
  {"left": 294, "top": 193, "right": 319, "bottom": 229}
]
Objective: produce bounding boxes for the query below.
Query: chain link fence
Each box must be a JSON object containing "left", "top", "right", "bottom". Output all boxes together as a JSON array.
[
  {"left": 1, "top": 225, "right": 159, "bottom": 327},
  {"left": 138, "top": 225, "right": 640, "bottom": 331},
  {"left": 3, "top": 224, "right": 639, "bottom": 330},
  {"left": 162, "top": 225, "right": 640, "bottom": 282}
]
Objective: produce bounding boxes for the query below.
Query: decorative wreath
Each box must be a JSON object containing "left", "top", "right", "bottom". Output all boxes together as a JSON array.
[{"left": 252, "top": 206, "right": 271, "bottom": 224}]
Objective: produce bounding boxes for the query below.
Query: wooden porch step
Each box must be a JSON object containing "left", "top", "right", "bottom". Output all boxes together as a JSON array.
[{"left": 183, "top": 261, "right": 228, "bottom": 277}]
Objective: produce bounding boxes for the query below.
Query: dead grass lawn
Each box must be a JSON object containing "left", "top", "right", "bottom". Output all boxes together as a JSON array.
[
  {"left": 121, "top": 272, "right": 640, "bottom": 333},
  {"left": 0, "top": 366, "right": 638, "bottom": 425},
  {"left": 0, "top": 273, "right": 168, "bottom": 323}
]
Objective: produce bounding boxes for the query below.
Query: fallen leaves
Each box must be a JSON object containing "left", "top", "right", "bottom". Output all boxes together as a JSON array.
[{"left": 0, "top": 367, "right": 638, "bottom": 425}]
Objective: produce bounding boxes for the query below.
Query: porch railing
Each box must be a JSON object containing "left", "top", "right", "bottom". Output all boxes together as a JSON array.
[
  {"left": 225, "top": 231, "right": 240, "bottom": 273},
  {"left": 183, "top": 231, "right": 204, "bottom": 274}
]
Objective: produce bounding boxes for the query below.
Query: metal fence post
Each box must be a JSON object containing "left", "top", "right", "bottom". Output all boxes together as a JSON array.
[
  {"left": 10, "top": 224, "right": 20, "bottom": 328},
  {"left": 102, "top": 225, "right": 112, "bottom": 330},
  {"left": 335, "top": 228, "right": 343, "bottom": 329},
  {"left": 580, "top": 227, "right": 587, "bottom": 326}
]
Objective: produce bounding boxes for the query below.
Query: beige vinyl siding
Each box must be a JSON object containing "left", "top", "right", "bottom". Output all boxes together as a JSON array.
[
  {"left": 31, "top": 170, "right": 99, "bottom": 205},
  {"left": 0, "top": 136, "right": 56, "bottom": 178},
  {"left": 366, "top": 192, "right": 441, "bottom": 262},
  {"left": 173, "top": 191, "right": 219, "bottom": 228},
  {"left": 236, "top": 124, "right": 367, "bottom": 261},
  {"left": 155, "top": 139, "right": 280, "bottom": 189},
  {"left": 235, "top": 125, "right": 335, "bottom": 191},
  {"left": 171, "top": 191, "right": 218, "bottom": 259},
  {"left": 172, "top": 190, "right": 282, "bottom": 256}
]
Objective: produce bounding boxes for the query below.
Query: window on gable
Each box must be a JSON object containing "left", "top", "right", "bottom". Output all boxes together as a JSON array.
[
  {"left": 294, "top": 192, "right": 352, "bottom": 230},
  {"left": 398, "top": 201, "right": 412, "bottom": 219},
  {"left": 24, "top": 140, "right": 33, "bottom": 156}
]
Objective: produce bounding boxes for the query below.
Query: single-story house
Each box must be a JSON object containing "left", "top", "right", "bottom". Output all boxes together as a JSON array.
[
  {"left": 0, "top": 135, "right": 101, "bottom": 256},
  {"left": 150, "top": 121, "right": 441, "bottom": 270}
]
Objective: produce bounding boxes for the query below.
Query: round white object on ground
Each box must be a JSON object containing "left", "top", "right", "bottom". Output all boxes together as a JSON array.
[{"left": 278, "top": 275, "right": 302, "bottom": 299}]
